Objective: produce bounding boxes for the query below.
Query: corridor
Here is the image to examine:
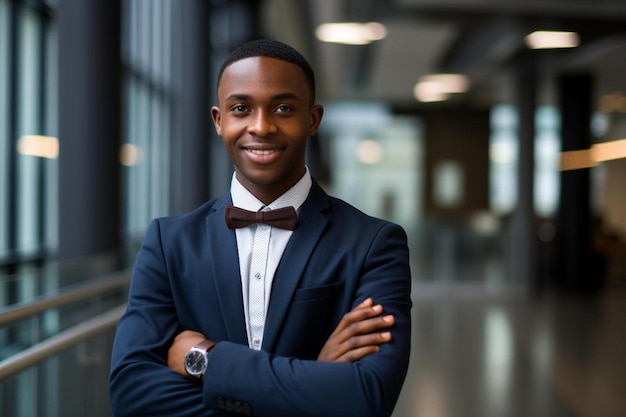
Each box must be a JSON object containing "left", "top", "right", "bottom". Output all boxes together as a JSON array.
[{"left": 393, "top": 285, "right": 626, "bottom": 417}]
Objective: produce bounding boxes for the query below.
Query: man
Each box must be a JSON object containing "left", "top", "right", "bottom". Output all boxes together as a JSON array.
[{"left": 109, "top": 39, "right": 412, "bottom": 417}]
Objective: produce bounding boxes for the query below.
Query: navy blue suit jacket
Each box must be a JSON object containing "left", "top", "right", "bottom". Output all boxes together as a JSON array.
[{"left": 109, "top": 180, "right": 412, "bottom": 417}]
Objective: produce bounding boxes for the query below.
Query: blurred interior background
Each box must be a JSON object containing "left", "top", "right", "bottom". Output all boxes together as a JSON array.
[{"left": 1, "top": 0, "right": 626, "bottom": 416}]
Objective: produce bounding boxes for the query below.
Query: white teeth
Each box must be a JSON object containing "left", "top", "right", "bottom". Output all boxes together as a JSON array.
[{"left": 248, "top": 149, "right": 276, "bottom": 155}]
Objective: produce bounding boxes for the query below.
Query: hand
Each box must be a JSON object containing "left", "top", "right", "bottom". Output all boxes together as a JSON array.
[
  {"left": 167, "top": 330, "right": 209, "bottom": 376},
  {"left": 317, "top": 298, "right": 394, "bottom": 362}
]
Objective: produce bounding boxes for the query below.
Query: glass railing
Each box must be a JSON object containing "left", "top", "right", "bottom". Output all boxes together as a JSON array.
[{"left": 0, "top": 252, "right": 133, "bottom": 417}]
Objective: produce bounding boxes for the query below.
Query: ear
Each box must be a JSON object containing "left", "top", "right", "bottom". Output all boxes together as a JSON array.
[
  {"left": 210, "top": 106, "right": 222, "bottom": 136},
  {"left": 308, "top": 104, "right": 324, "bottom": 137}
]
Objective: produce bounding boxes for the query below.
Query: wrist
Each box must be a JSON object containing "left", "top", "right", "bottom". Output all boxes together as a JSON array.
[{"left": 183, "top": 340, "right": 216, "bottom": 381}]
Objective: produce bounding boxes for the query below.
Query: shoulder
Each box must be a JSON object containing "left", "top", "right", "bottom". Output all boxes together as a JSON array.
[
  {"left": 328, "top": 195, "right": 406, "bottom": 235},
  {"left": 309, "top": 182, "right": 406, "bottom": 237},
  {"left": 327, "top": 195, "right": 383, "bottom": 222},
  {"left": 159, "top": 199, "right": 217, "bottom": 224},
  {"left": 149, "top": 195, "right": 228, "bottom": 236}
]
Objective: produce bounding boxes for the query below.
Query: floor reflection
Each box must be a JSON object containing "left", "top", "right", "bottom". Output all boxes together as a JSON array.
[{"left": 392, "top": 286, "right": 626, "bottom": 417}]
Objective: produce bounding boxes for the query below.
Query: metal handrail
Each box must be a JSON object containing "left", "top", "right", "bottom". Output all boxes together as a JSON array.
[
  {"left": 0, "top": 270, "right": 131, "bottom": 326},
  {"left": 0, "top": 304, "right": 126, "bottom": 381},
  {"left": 0, "top": 270, "right": 132, "bottom": 381}
]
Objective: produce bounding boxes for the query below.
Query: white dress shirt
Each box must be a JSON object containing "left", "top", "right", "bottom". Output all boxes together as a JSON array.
[{"left": 230, "top": 169, "right": 312, "bottom": 350}]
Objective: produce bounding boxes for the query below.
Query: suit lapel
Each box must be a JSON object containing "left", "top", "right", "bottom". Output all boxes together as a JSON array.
[
  {"left": 205, "top": 194, "right": 248, "bottom": 345},
  {"left": 262, "top": 182, "right": 330, "bottom": 352}
]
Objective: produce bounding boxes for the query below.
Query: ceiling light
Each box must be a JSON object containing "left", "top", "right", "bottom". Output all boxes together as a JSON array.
[
  {"left": 413, "top": 82, "right": 449, "bottom": 102},
  {"left": 315, "top": 22, "right": 387, "bottom": 45},
  {"left": 420, "top": 74, "right": 470, "bottom": 93},
  {"left": 524, "top": 31, "right": 580, "bottom": 49},
  {"left": 413, "top": 74, "right": 470, "bottom": 102}
]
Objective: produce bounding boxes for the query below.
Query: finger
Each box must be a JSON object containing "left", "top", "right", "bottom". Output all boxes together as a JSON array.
[
  {"left": 356, "top": 297, "right": 373, "bottom": 308},
  {"left": 341, "top": 314, "right": 395, "bottom": 339},
  {"left": 334, "top": 346, "right": 379, "bottom": 363},
  {"left": 331, "top": 331, "right": 393, "bottom": 362},
  {"left": 327, "top": 317, "right": 394, "bottom": 360},
  {"left": 329, "top": 304, "right": 385, "bottom": 337},
  {"left": 326, "top": 309, "right": 392, "bottom": 350}
]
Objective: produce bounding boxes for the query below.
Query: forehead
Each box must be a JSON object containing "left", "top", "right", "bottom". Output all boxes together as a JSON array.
[{"left": 218, "top": 56, "right": 310, "bottom": 100}]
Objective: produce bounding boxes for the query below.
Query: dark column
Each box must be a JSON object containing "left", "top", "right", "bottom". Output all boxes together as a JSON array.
[
  {"left": 555, "top": 74, "right": 596, "bottom": 293},
  {"left": 208, "top": 0, "right": 262, "bottom": 198},
  {"left": 508, "top": 70, "right": 537, "bottom": 292},
  {"left": 169, "top": 0, "right": 211, "bottom": 215},
  {"left": 56, "top": 3, "right": 122, "bottom": 416},
  {"left": 6, "top": 0, "right": 18, "bottom": 273},
  {"left": 57, "top": 0, "right": 121, "bottom": 262},
  {"left": 168, "top": 0, "right": 263, "bottom": 212}
]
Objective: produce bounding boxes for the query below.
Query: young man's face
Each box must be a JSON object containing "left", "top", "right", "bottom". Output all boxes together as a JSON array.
[{"left": 211, "top": 56, "right": 323, "bottom": 204}]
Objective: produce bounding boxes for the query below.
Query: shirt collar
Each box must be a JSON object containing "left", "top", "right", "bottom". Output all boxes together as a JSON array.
[{"left": 230, "top": 167, "right": 312, "bottom": 214}]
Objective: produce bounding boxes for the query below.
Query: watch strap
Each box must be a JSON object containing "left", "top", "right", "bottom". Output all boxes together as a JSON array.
[{"left": 194, "top": 339, "right": 216, "bottom": 354}]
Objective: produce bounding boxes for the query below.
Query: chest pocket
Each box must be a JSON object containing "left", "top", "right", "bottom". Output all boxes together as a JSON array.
[
  {"left": 293, "top": 281, "right": 345, "bottom": 302},
  {"left": 278, "top": 282, "right": 345, "bottom": 359}
]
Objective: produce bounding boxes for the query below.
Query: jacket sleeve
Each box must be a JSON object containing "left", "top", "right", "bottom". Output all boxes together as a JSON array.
[
  {"left": 200, "top": 223, "right": 412, "bottom": 417},
  {"left": 109, "top": 220, "right": 235, "bottom": 417}
]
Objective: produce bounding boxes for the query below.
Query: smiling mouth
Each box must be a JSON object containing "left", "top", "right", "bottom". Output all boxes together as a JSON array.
[{"left": 247, "top": 148, "right": 279, "bottom": 155}]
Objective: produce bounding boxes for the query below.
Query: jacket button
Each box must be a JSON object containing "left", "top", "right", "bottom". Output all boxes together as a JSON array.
[
  {"left": 225, "top": 398, "right": 234, "bottom": 411},
  {"left": 241, "top": 403, "right": 252, "bottom": 415}
]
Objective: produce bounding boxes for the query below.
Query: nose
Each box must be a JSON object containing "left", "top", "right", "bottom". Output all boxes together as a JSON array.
[{"left": 247, "top": 110, "right": 276, "bottom": 137}]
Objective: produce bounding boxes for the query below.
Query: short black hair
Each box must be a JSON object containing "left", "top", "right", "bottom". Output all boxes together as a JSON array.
[{"left": 217, "top": 39, "right": 316, "bottom": 104}]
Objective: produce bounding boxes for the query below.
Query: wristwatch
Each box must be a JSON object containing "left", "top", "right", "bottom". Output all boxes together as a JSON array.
[{"left": 184, "top": 340, "right": 216, "bottom": 380}]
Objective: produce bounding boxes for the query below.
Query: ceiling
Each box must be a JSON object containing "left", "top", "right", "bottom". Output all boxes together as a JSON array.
[{"left": 262, "top": 0, "right": 626, "bottom": 109}]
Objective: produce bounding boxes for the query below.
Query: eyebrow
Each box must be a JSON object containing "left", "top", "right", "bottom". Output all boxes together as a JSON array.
[{"left": 224, "top": 92, "right": 301, "bottom": 102}]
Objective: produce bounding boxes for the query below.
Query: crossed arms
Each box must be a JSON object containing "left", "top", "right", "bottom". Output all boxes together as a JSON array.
[{"left": 168, "top": 297, "right": 395, "bottom": 370}]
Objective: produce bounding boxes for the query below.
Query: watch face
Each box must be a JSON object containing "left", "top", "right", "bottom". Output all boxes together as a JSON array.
[{"left": 185, "top": 350, "right": 207, "bottom": 376}]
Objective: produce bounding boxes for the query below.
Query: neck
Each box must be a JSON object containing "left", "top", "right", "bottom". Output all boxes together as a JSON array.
[{"left": 236, "top": 168, "right": 307, "bottom": 206}]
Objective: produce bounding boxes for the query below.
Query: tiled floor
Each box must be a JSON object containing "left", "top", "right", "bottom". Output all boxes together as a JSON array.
[{"left": 392, "top": 285, "right": 626, "bottom": 417}]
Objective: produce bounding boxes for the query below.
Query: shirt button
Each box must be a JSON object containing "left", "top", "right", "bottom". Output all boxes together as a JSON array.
[
  {"left": 254, "top": 272, "right": 261, "bottom": 280},
  {"left": 252, "top": 338, "right": 261, "bottom": 348}
]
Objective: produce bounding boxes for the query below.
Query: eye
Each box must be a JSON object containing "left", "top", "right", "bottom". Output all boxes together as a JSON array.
[
  {"left": 275, "top": 104, "right": 293, "bottom": 113},
  {"left": 231, "top": 104, "right": 248, "bottom": 113}
]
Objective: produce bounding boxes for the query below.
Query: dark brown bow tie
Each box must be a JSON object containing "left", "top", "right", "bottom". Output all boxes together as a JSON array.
[{"left": 224, "top": 205, "right": 298, "bottom": 230}]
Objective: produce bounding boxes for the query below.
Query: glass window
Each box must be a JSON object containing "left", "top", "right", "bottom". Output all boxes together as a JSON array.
[
  {"left": 149, "top": 96, "right": 169, "bottom": 220},
  {"left": 534, "top": 106, "right": 560, "bottom": 217},
  {"left": 489, "top": 104, "right": 561, "bottom": 218},
  {"left": 489, "top": 105, "right": 519, "bottom": 215},
  {"left": 0, "top": 0, "right": 10, "bottom": 258},
  {"left": 321, "top": 102, "right": 424, "bottom": 229},
  {"left": 121, "top": 0, "right": 174, "bottom": 240},
  {"left": 44, "top": 18, "right": 59, "bottom": 253},
  {"left": 17, "top": 6, "right": 41, "bottom": 255}
]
